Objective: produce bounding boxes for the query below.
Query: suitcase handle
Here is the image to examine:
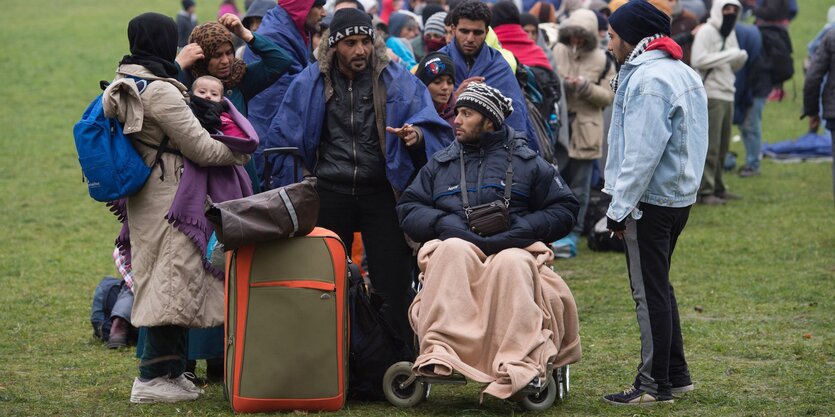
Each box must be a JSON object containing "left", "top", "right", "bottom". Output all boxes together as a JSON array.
[{"left": 262, "top": 147, "right": 301, "bottom": 190}]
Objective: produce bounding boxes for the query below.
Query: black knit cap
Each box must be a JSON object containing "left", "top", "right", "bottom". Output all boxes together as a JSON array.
[
  {"left": 608, "top": 0, "right": 671, "bottom": 46},
  {"left": 416, "top": 52, "right": 455, "bottom": 85},
  {"left": 328, "top": 8, "right": 374, "bottom": 48},
  {"left": 455, "top": 82, "right": 513, "bottom": 128}
]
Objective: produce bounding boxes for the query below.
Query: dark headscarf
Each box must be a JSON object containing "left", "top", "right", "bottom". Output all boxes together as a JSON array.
[
  {"left": 119, "top": 12, "right": 179, "bottom": 78},
  {"left": 188, "top": 22, "right": 247, "bottom": 90}
]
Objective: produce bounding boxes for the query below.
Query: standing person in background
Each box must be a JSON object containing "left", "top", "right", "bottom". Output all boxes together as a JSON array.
[
  {"left": 439, "top": 0, "right": 541, "bottom": 151},
  {"left": 244, "top": 0, "right": 327, "bottom": 183},
  {"left": 753, "top": 0, "right": 797, "bottom": 102},
  {"left": 733, "top": 22, "right": 770, "bottom": 178},
  {"left": 802, "top": 29, "right": 835, "bottom": 205},
  {"left": 386, "top": 11, "right": 421, "bottom": 67},
  {"left": 602, "top": 0, "right": 708, "bottom": 406},
  {"left": 668, "top": 0, "right": 701, "bottom": 66},
  {"left": 549, "top": 8, "right": 615, "bottom": 258},
  {"left": 177, "top": 1, "right": 199, "bottom": 49},
  {"left": 235, "top": 0, "right": 277, "bottom": 58},
  {"left": 104, "top": 12, "right": 251, "bottom": 404},
  {"left": 218, "top": 0, "right": 241, "bottom": 18},
  {"left": 423, "top": 11, "right": 449, "bottom": 53},
  {"left": 691, "top": 0, "right": 747, "bottom": 205}
]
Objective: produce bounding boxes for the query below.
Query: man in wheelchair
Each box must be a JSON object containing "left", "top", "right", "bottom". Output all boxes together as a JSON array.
[{"left": 396, "top": 83, "right": 582, "bottom": 401}]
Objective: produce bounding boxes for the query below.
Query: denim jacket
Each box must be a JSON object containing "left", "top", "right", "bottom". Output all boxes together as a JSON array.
[{"left": 603, "top": 49, "right": 709, "bottom": 222}]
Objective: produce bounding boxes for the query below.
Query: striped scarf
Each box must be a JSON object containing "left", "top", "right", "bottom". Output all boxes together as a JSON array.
[{"left": 610, "top": 34, "right": 664, "bottom": 93}]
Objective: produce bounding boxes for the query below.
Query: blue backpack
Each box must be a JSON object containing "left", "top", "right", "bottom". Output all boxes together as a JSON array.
[{"left": 73, "top": 78, "right": 164, "bottom": 202}]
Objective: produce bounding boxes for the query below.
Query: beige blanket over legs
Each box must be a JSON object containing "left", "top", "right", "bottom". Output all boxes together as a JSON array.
[{"left": 409, "top": 238, "right": 581, "bottom": 400}]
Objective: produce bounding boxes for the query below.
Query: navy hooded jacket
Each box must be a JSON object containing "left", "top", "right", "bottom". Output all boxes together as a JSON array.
[{"left": 397, "top": 125, "right": 578, "bottom": 256}]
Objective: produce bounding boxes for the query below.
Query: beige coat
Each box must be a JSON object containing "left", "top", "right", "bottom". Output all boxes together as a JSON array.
[
  {"left": 103, "top": 64, "right": 249, "bottom": 328},
  {"left": 552, "top": 9, "right": 616, "bottom": 160}
]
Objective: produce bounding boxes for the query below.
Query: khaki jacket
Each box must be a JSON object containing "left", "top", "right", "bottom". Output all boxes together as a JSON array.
[
  {"left": 103, "top": 64, "right": 249, "bottom": 328},
  {"left": 552, "top": 10, "right": 615, "bottom": 160}
]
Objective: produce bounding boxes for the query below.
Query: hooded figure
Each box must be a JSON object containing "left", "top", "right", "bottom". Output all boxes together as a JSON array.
[
  {"left": 690, "top": 0, "right": 748, "bottom": 204},
  {"left": 549, "top": 8, "right": 615, "bottom": 254},
  {"left": 243, "top": 0, "right": 326, "bottom": 179}
]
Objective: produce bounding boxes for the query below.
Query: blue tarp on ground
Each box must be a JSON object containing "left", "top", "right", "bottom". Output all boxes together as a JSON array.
[{"left": 763, "top": 132, "right": 833, "bottom": 160}]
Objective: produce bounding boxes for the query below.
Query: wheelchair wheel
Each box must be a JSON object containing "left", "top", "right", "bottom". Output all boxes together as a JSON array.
[
  {"left": 520, "top": 373, "right": 557, "bottom": 411},
  {"left": 555, "top": 364, "right": 570, "bottom": 401},
  {"left": 383, "top": 361, "right": 426, "bottom": 407}
]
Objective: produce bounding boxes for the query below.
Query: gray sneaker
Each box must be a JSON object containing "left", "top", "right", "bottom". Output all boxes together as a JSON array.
[
  {"left": 170, "top": 373, "right": 205, "bottom": 395},
  {"left": 671, "top": 383, "right": 694, "bottom": 398},
  {"left": 130, "top": 377, "right": 199, "bottom": 403}
]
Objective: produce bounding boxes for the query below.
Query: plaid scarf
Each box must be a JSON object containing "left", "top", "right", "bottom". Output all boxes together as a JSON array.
[{"left": 610, "top": 34, "right": 664, "bottom": 93}]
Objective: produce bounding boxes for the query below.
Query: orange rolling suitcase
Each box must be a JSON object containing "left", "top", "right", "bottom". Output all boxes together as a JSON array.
[{"left": 224, "top": 227, "right": 348, "bottom": 413}]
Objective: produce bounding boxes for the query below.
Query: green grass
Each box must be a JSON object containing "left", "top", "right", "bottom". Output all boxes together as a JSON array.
[{"left": 1, "top": 0, "right": 833, "bottom": 416}]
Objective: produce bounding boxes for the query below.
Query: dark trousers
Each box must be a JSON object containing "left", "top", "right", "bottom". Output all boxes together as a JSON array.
[
  {"left": 139, "top": 325, "right": 188, "bottom": 380},
  {"left": 139, "top": 326, "right": 188, "bottom": 379},
  {"left": 622, "top": 203, "right": 692, "bottom": 396},
  {"left": 317, "top": 188, "right": 415, "bottom": 345}
]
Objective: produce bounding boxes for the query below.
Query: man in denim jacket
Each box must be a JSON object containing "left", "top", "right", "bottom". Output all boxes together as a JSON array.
[{"left": 602, "top": 0, "right": 708, "bottom": 407}]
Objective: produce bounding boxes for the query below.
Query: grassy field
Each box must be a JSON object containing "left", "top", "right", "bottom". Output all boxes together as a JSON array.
[{"left": 0, "top": 0, "right": 833, "bottom": 416}]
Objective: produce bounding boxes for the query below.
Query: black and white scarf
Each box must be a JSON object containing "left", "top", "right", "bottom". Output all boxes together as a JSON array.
[{"left": 610, "top": 33, "right": 664, "bottom": 93}]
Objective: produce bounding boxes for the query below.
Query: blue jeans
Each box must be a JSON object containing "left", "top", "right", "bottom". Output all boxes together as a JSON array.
[{"left": 740, "top": 97, "right": 766, "bottom": 170}]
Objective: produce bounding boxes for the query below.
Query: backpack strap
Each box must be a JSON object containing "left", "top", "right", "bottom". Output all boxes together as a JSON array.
[{"left": 120, "top": 75, "right": 182, "bottom": 181}]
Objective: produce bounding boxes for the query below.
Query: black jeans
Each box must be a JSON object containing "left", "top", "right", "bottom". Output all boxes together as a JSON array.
[
  {"left": 622, "top": 203, "right": 692, "bottom": 396},
  {"left": 139, "top": 325, "right": 188, "bottom": 380},
  {"left": 317, "top": 188, "right": 415, "bottom": 346}
]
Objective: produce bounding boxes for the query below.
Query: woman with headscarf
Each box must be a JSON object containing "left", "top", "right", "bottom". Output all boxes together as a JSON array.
[
  {"left": 102, "top": 12, "right": 250, "bottom": 404},
  {"left": 177, "top": 13, "right": 292, "bottom": 118},
  {"left": 167, "top": 12, "right": 292, "bottom": 383}
]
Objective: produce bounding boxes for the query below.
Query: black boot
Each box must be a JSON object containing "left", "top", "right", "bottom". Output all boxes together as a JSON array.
[
  {"left": 107, "top": 317, "right": 128, "bottom": 349},
  {"left": 206, "top": 358, "right": 224, "bottom": 383}
]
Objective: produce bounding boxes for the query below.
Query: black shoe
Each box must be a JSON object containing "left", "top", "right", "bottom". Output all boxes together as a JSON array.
[
  {"left": 107, "top": 317, "right": 128, "bottom": 349},
  {"left": 206, "top": 358, "right": 224, "bottom": 383},
  {"left": 603, "top": 385, "right": 673, "bottom": 406}
]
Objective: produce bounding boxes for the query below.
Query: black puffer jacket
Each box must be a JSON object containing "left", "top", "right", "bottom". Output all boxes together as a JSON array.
[
  {"left": 804, "top": 29, "right": 835, "bottom": 122},
  {"left": 397, "top": 126, "right": 579, "bottom": 255},
  {"left": 316, "top": 68, "right": 388, "bottom": 194}
]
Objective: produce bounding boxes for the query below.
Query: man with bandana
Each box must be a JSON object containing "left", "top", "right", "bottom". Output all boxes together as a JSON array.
[
  {"left": 264, "top": 8, "right": 453, "bottom": 348},
  {"left": 691, "top": 0, "right": 748, "bottom": 205},
  {"left": 603, "top": 0, "right": 708, "bottom": 406}
]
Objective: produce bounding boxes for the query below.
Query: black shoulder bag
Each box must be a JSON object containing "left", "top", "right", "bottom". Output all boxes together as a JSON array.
[{"left": 459, "top": 144, "right": 513, "bottom": 237}]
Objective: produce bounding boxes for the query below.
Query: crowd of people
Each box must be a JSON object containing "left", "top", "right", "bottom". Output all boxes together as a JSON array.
[{"left": 93, "top": 0, "right": 835, "bottom": 409}]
